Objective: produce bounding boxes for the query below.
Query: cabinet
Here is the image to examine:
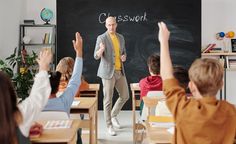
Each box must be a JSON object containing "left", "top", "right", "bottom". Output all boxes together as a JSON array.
[
  {"left": 18, "top": 24, "right": 57, "bottom": 68},
  {"left": 201, "top": 52, "right": 236, "bottom": 101}
]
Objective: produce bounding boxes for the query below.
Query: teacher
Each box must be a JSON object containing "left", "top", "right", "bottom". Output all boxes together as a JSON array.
[{"left": 94, "top": 16, "right": 129, "bottom": 136}]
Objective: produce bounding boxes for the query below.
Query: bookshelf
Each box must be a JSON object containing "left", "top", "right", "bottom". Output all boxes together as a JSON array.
[
  {"left": 201, "top": 52, "right": 236, "bottom": 100},
  {"left": 18, "top": 24, "right": 57, "bottom": 66}
]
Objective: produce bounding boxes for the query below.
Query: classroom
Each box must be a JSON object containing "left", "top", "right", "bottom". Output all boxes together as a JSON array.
[{"left": 0, "top": 0, "right": 236, "bottom": 143}]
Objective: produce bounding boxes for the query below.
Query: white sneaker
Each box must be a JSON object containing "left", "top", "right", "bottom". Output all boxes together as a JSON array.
[
  {"left": 111, "top": 117, "right": 121, "bottom": 129},
  {"left": 108, "top": 126, "right": 116, "bottom": 136}
]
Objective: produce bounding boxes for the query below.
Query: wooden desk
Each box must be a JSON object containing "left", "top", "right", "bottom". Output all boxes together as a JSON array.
[
  {"left": 80, "top": 84, "right": 100, "bottom": 97},
  {"left": 130, "top": 83, "right": 141, "bottom": 143},
  {"left": 31, "top": 120, "right": 81, "bottom": 144},
  {"left": 145, "top": 123, "right": 172, "bottom": 144},
  {"left": 71, "top": 97, "right": 97, "bottom": 144}
]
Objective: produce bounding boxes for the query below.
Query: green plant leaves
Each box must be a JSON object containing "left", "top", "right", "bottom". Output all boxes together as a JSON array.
[{"left": 0, "top": 47, "right": 38, "bottom": 100}]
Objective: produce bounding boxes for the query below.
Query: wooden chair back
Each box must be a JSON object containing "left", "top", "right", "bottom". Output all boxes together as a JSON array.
[{"left": 142, "top": 96, "right": 158, "bottom": 117}]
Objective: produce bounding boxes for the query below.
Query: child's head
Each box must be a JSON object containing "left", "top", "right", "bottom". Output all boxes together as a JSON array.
[
  {"left": 147, "top": 53, "right": 160, "bottom": 75},
  {"left": 0, "top": 71, "right": 22, "bottom": 143},
  {"left": 188, "top": 58, "right": 223, "bottom": 97},
  {"left": 56, "top": 57, "right": 74, "bottom": 81},
  {"left": 49, "top": 71, "right": 62, "bottom": 95},
  {"left": 173, "top": 66, "right": 189, "bottom": 92}
]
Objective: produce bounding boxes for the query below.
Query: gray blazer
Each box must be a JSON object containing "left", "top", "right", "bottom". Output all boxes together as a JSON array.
[{"left": 94, "top": 31, "right": 127, "bottom": 79}]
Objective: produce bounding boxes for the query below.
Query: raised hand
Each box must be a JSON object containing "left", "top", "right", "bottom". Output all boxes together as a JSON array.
[
  {"left": 72, "top": 32, "right": 83, "bottom": 58},
  {"left": 158, "top": 22, "right": 173, "bottom": 80},
  {"left": 158, "top": 22, "right": 170, "bottom": 44},
  {"left": 37, "top": 48, "right": 52, "bottom": 72}
]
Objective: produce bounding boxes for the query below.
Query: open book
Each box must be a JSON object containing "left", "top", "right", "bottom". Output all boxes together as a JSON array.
[{"left": 44, "top": 120, "right": 73, "bottom": 129}]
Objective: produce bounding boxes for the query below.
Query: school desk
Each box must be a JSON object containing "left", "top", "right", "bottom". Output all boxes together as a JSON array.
[
  {"left": 79, "top": 84, "right": 100, "bottom": 98},
  {"left": 70, "top": 97, "right": 98, "bottom": 144},
  {"left": 31, "top": 119, "right": 81, "bottom": 144}
]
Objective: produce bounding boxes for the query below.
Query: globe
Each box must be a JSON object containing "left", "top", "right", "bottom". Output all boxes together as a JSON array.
[{"left": 40, "top": 8, "right": 53, "bottom": 24}]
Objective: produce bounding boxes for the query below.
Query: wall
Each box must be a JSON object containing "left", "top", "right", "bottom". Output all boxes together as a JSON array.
[
  {"left": 0, "top": 0, "right": 25, "bottom": 59},
  {"left": 24, "top": 0, "right": 56, "bottom": 25},
  {"left": 202, "top": 0, "right": 236, "bottom": 49}
]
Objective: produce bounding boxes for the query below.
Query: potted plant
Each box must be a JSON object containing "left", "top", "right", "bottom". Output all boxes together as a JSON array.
[{"left": 0, "top": 48, "right": 38, "bottom": 100}]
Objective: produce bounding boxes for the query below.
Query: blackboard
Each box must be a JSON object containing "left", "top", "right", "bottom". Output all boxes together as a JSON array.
[{"left": 57, "top": 0, "right": 201, "bottom": 110}]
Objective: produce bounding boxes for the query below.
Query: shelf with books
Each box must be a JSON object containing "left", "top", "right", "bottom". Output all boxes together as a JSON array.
[
  {"left": 201, "top": 52, "right": 236, "bottom": 100},
  {"left": 18, "top": 24, "right": 57, "bottom": 66}
]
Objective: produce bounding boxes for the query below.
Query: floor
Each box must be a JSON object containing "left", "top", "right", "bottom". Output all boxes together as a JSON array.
[{"left": 82, "top": 111, "right": 136, "bottom": 144}]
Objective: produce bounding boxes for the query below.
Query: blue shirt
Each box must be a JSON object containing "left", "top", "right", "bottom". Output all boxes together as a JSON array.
[{"left": 43, "top": 57, "right": 83, "bottom": 115}]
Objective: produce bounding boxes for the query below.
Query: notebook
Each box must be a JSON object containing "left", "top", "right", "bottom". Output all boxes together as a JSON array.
[
  {"left": 72, "top": 100, "right": 80, "bottom": 106},
  {"left": 44, "top": 120, "right": 73, "bottom": 129}
]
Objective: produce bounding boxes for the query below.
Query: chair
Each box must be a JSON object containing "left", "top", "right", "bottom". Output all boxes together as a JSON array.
[
  {"left": 143, "top": 91, "right": 172, "bottom": 118},
  {"left": 36, "top": 111, "right": 69, "bottom": 120},
  {"left": 130, "top": 83, "right": 144, "bottom": 144},
  {"left": 142, "top": 97, "right": 159, "bottom": 119},
  {"left": 147, "top": 91, "right": 163, "bottom": 97},
  {"left": 141, "top": 91, "right": 163, "bottom": 121},
  {"left": 143, "top": 97, "right": 174, "bottom": 144}
]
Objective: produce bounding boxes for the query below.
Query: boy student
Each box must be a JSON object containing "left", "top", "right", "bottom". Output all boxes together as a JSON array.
[
  {"left": 43, "top": 32, "right": 83, "bottom": 144},
  {"left": 172, "top": 66, "right": 190, "bottom": 95},
  {"left": 139, "top": 53, "right": 162, "bottom": 114},
  {"left": 155, "top": 66, "right": 190, "bottom": 117},
  {"left": 158, "top": 21, "right": 236, "bottom": 144}
]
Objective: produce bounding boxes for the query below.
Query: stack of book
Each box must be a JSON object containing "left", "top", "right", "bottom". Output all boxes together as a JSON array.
[{"left": 202, "top": 44, "right": 223, "bottom": 53}]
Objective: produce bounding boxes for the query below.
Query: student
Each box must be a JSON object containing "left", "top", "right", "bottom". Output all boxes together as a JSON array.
[
  {"left": 56, "top": 57, "right": 89, "bottom": 97},
  {"left": 139, "top": 53, "right": 162, "bottom": 115},
  {"left": 172, "top": 66, "right": 190, "bottom": 95},
  {"left": 56, "top": 57, "right": 74, "bottom": 94},
  {"left": 43, "top": 32, "right": 83, "bottom": 114},
  {"left": 155, "top": 66, "right": 190, "bottom": 116},
  {"left": 0, "top": 49, "right": 52, "bottom": 143},
  {"left": 158, "top": 22, "right": 236, "bottom": 144},
  {"left": 43, "top": 32, "right": 83, "bottom": 144}
]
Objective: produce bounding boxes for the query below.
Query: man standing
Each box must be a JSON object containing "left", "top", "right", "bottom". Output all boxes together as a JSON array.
[{"left": 94, "top": 16, "right": 129, "bottom": 136}]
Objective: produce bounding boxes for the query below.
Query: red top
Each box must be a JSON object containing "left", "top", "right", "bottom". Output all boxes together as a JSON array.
[{"left": 139, "top": 75, "right": 162, "bottom": 100}]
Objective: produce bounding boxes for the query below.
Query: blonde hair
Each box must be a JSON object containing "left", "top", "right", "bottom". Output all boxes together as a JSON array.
[
  {"left": 56, "top": 57, "right": 74, "bottom": 81},
  {"left": 189, "top": 58, "right": 223, "bottom": 96}
]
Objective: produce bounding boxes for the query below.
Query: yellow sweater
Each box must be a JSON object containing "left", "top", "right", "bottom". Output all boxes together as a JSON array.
[
  {"left": 109, "top": 33, "right": 121, "bottom": 70},
  {"left": 163, "top": 78, "right": 236, "bottom": 144}
]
